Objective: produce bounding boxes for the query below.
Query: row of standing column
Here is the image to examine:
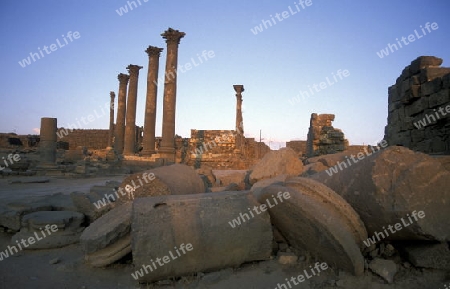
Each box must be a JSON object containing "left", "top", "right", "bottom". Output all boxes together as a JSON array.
[{"left": 110, "top": 28, "right": 185, "bottom": 161}]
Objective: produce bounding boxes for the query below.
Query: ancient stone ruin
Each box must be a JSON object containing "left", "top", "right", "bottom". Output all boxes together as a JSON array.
[
  {"left": 1, "top": 32, "right": 449, "bottom": 288},
  {"left": 384, "top": 56, "right": 450, "bottom": 154},
  {"left": 306, "top": 113, "right": 348, "bottom": 157}
]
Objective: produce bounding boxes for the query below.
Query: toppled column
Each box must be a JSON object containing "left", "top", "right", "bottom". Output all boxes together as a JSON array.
[
  {"left": 142, "top": 46, "right": 163, "bottom": 156},
  {"left": 159, "top": 28, "right": 185, "bottom": 162},
  {"left": 311, "top": 146, "right": 450, "bottom": 242},
  {"left": 131, "top": 191, "right": 272, "bottom": 283},
  {"left": 114, "top": 73, "right": 130, "bottom": 154},
  {"left": 107, "top": 91, "right": 115, "bottom": 148},
  {"left": 306, "top": 113, "right": 348, "bottom": 157},
  {"left": 233, "top": 84, "right": 244, "bottom": 153},
  {"left": 257, "top": 180, "right": 366, "bottom": 276},
  {"left": 124, "top": 64, "right": 143, "bottom": 156},
  {"left": 39, "top": 117, "right": 57, "bottom": 166}
]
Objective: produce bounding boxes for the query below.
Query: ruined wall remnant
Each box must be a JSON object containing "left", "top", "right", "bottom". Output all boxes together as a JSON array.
[
  {"left": 57, "top": 129, "right": 109, "bottom": 150},
  {"left": 185, "top": 130, "right": 270, "bottom": 169},
  {"left": 286, "top": 140, "right": 307, "bottom": 157},
  {"left": 306, "top": 113, "right": 348, "bottom": 157},
  {"left": 384, "top": 56, "right": 450, "bottom": 154},
  {"left": 189, "top": 130, "right": 238, "bottom": 156}
]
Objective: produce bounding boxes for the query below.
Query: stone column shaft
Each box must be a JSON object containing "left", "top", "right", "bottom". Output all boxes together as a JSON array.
[
  {"left": 142, "top": 46, "right": 163, "bottom": 156},
  {"left": 159, "top": 28, "right": 185, "bottom": 162},
  {"left": 39, "top": 117, "right": 57, "bottom": 165},
  {"left": 123, "top": 64, "right": 143, "bottom": 155},
  {"left": 108, "top": 91, "right": 115, "bottom": 148},
  {"left": 233, "top": 85, "right": 245, "bottom": 153},
  {"left": 114, "top": 73, "right": 129, "bottom": 154}
]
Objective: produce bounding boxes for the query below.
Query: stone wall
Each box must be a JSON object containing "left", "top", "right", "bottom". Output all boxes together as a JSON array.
[
  {"left": 384, "top": 56, "right": 450, "bottom": 154},
  {"left": 56, "top": 129, "right": 109, "bottom": 150},
  {"left": 0, "top": 133, "right": 39, "bottom": 149},
  {"left": 189, "top": 130, "right": 237, "bottom": 155},
  {"left": 306, "top": 113, "right": 348, "bottom": 157},
  {"left": 286, "top": 140, "right": 307, "bottom": 157},
  {"left": 185, "top": 129, "right": 270, "bottom": 169}
]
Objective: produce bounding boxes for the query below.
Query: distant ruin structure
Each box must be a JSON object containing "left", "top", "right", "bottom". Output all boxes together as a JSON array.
[
  {"left": 384, "top": 56, "right": 450, "bottom": 154},
  {"left": 39, "top": 117, "right": 57, "bottom": 166},
  {"left": 107, "top": 91, "right": 115, "bottom": 148},
  {"left": 286, "top": 140, "right": 307, "bottom": 157},
  {"left": 233, "top": 85, "right": 244, "bottom": 153},
  {"left": 306, "top": 113, "right": 348, "bottom": 157}
]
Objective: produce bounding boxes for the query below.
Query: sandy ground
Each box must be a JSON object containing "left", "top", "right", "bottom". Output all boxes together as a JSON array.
[{"left": 0, "top": 175, "right": 449, "bottom": 288}]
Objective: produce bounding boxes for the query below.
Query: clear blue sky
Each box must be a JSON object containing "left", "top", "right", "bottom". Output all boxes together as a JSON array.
[{"left": 1, "top": 0, "right": 449, "bottom": 149}]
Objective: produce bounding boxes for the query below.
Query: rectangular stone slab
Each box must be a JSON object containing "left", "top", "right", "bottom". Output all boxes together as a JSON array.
[{"left": 131, "top": 191, "right": 273, "bottom": 283}]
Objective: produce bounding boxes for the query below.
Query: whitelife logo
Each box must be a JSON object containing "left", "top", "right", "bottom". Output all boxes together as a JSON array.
[
  {"left": 413, "top": 104, "right": 450, "bottom": 129},
  {"left": 228, "top": 191, "right": 291, "bottom": 228},
  {"left": 288, "top": 69, "right": 350, "bottom": 105},
  {"left": 250, "top": 0, "right": 313, "bottom": 35},
  {"left": 93, "top": 172, "right": 156, "bottom": 209},
  {"left": 376, "top": 22, "right": 438, "bottom": 59},
  {"left": 56, "top": 101, "right": 112, "bottom": 139},
  {"left": 18, "top": 31, "right": 81, "bottom": 68},
  {"left": 0, "top": 224, "right": 59, "bottom": 261},
  {"left": 131, "top": 243, "right": 193, "bottom": 280},
  {"left": 325, "top": 140, "right": 389, "bottom": 176},
  {"left": 363, "top": 210, "right": 425, "bottom": 247}
]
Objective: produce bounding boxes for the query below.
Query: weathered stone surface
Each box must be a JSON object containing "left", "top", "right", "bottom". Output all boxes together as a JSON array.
[
  {"left": 0, "top": 202, "right": 53, "bottom": 231},
  {"left": 420, "top": 67, "right": 450, "bottom": 83},
  {"left": 314, "top": 151, "right": 366, "bottom": 167},
  {"left": 401, "top": 243, "right": 450, "bottom": 270},
  {"left": 70, "top": 191, "right": 112, "bottom": 223},
  {"left": 196, "top": 165, "right": 216, "bottom": 187},
  {"left": 21, "top": 211, "right": 84, "bottom": 231},
  {"left": 410, "top": 56, "right": 443, "bottom": 74},
  {"left": 41, "top": 193, "right": 77, "bottom": 211},
  {"left": 80, "top": 203, "right": 132, "bottom": 255},
  {"left": 116, "top": 164, "right": 205, "bottom": 205},
  {"left": 12, "top": 211, "right": 85, "bottom": 249},
  {"left": 384, "top": 56, "right": 450, "bottom": 155},
  {"left": 311, "top": 146, "right": 450, "bottom": 241},
  {"left": 223, "top": 183, "right": 241, "bottom": 191},
  {"left": 302, "top": 162, "right": 328, "bottom": 175},
  {"left": 277, "top": 252, "right": 298, "bottom": 265},
  {"left": 369, "top": 258, "right": 397, "bottom": 284},
  {"left": 433, "top": 155, "right": 450, "bottom": 171},
  {"left": 12, "top": 230, "right": 82, "bottom": 249},
  {"left": 306, "top": 113, "right": 348, "bottom": 157},
  {"left": 212, "top": 169, "right": 247, "bottom": 187},
  {"left": 249, "top": 148, "right": 303, "bottom": 185},
  {"left": 85, "top": 235, "right": 131, "bottom": 267},
  {"left": 258, "top": 185, "right": 365, "bottom": 275},
  {"left": 250, "top": 175, "right": 287, "bottom": 200},
  {"left": 284, "top": 177, "right": 368, "bottom": 249},
  {"left": 131, "top": 191, "right": 272, "bottom": 283}
]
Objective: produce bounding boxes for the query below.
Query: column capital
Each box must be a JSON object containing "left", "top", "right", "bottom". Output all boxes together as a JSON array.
[
  {"left": 161, "top": 28, "right": 186, "bottom": 44},
  {"left": 118, "top": 73, "right": 130, "bottom": 84},
  {"left": 110, "top": 91, "right": 115, "bottom": 98},
  {"left": 145, "top": 46, "right": 163, "bottom": 57},
  {"left": 127, "top": 64, "right": 143, "bottom": 77},
  {"left": 233, "top": 84, "right": 245, "bottom": 96}
]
